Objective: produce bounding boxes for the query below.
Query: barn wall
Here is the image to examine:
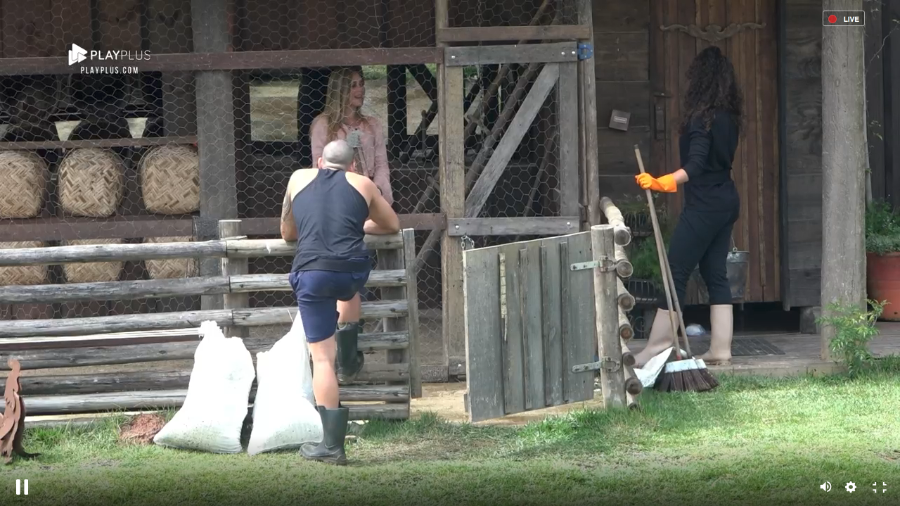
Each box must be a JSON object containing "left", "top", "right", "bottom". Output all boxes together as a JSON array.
[
  {"left": 782, "top": 0, "right": 822, "bottom": 308},
  {"left": 591, "top": 1, "right": 651, "bottom": 203}
]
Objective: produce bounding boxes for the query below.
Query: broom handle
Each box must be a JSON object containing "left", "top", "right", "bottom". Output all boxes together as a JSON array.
[
  {"left": 633, "top": 146, "right": 693, "bottom": 358},
  {"left": 632, "top": 145, "right": 681, "bottom": 360}
]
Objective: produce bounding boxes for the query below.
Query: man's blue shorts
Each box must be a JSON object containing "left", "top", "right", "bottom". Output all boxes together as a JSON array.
[{"left": 289, "top": 268, "right": 371, "bottom": 343}]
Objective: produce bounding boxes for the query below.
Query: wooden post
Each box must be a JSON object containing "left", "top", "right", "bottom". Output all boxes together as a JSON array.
[
  {"left": 591, "top": 224, "right": 626, "bottom": 409},
  {"left": 219, "top": 220, "right": 248, "bottom": 339},
  {"left": 437, "top": 0, "right": 466, "bottom": 378},
  {"left": 402, "top": 229, "right": 422, "bottom": 398},
  {"left": 193, "top": 0, "right": 238, "bottom": 311},
  {"left": 820, "top": 0, "right": 867, "bottom": 361},
  {"left": 578, "top": 0, "right": 601, "bottom": 228}
]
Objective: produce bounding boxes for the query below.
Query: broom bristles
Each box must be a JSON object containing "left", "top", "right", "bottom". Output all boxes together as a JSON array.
[{"left": 654, "top": 357, "right": 718, "bottom": 393}]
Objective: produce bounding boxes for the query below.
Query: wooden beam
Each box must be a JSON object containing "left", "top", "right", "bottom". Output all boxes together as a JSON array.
[
  {"left": 1, "top": 390, "right": 410, "bottom": 419},
  {"left": 0, "top": 136, "right": 196, "bottom": 150},
  {"left": 437, "top": 0, "right": 465, "bottom": 378},
  {"left": 466, "top": 63, "right": 560, "bottom": 216},
  {"left": 0, "top": 48, "right": 444, "bottom": 76},
  {"left": 578, "top": 0, "right": 601, "bottom": 227},
  {"left": 193, "top": 0, "right": 235, "bottom": 312},
  {"left": 446, "top": 217, "right": 580, "bottom": 236},
  {"left": 220, "top": 220, "right": 248, "bottom": 338},
  {"left": 402, "top": 229, "right": 423, "bottom": 397},
  {"left": 0, "top": 302, "right": 407, "bottom": 338},
  {"left": 238, "top": 214, "right": 445, "bottom": 235},
  {"left": 436, "top": 26, "right": 590, "bottom": 43},
  {"left": 445, "top": 42, "right": 577, "bottom": 67},
  {"left": 591, "top": 225, "right": 626, "bottom": 409},
  {"left": 820, "top": 0, "right": 867, "bottom": 361},
  {"left": 0, "top": 234, "right": 402, "bottom": 267},
  {"left": 0, "top": 217, "right": 196, "bottom": 242},
  {"left": 558, "top": 61, "right": 580, "bottom": 219}
]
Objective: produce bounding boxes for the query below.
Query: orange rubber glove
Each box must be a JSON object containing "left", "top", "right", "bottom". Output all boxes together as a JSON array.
[{"left": 635, "top": 173, "right": 678, "bottom": 193}]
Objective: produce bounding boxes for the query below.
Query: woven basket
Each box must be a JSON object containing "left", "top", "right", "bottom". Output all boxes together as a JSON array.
[
  {"left": 59, "top": 148, "right": 125, "bottom": 217},
  {"left": 140, "top": 145, "right": 200, "bottom": 215},
  {"left": 62, "top": 239, "right": 123, "bottom": 283},
  {"left": 0, "top": 241, "right": 48, "bottom": 286},
  {"left": 0, "top": 151, "right": 48, "bottom": 219},
  {"left": 145, "top": 236, "right": 198, "bottom": 279}
]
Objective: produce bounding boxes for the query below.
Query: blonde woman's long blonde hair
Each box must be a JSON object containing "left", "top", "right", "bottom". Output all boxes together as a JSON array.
[{"left": 321, "top": 66, "right": 371, "bottom": 174}]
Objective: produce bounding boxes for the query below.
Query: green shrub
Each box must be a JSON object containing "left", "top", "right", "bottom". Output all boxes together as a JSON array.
[
  {"left": 866, "top": 200, "right": 900, "bottom": 255},
  {"left": 817, "top": 300, "right": 887, "bottom": 377}
]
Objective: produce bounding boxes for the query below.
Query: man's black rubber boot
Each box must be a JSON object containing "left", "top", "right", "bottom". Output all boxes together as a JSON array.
[
  {"left": 335, "top": 322, "right": 364, "bottom": 382},
  {"left": 300, "top": 406, "right": 350, "bottom": 465}
]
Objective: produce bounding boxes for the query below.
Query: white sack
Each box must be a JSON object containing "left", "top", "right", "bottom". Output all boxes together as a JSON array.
[
  {"left": 247, "top": 315, "right": 323, "bottom": 455},
  {"left": 153, "top": 321, "right": 255, "bottom": 453}
]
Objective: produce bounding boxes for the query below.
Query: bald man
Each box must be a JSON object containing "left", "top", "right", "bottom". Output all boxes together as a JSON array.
[{"left": 280, "top": 139, "right": 399, "bottom": 465}]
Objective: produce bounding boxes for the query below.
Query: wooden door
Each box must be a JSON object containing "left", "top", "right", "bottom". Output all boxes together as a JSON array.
[
  {"left": 650, "top": 0, "right": 780, "bottom": 303},
  {"left": 463, "top": 232, "right": 596, "bottom": 423}
]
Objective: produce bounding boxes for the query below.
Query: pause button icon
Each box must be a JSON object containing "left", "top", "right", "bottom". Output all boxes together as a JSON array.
[{"left": 16, "top": 479, "right": 28, "bottom": 495}]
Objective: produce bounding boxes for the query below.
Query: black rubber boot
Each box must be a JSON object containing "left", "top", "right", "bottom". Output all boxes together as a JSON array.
[
  {"left": 300, "top": 406, "right": 349, "bottom": 465},
  {"left": 335, "top": 322, "right": 364, "bottom": 382}
]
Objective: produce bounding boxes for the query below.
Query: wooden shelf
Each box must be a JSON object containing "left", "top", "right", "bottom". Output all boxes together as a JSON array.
[{"left": 0, "top": 136, "right": 196, "bottom": 150}]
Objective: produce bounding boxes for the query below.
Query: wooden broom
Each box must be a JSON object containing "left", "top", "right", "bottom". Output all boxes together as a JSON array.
[{"left": 633, "top": 145, "right": 717, "bottom": 392}]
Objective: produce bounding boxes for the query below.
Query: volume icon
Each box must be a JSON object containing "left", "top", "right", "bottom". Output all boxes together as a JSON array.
[{"left": 821, "top": 481, "right": 831, "bottom": 492}]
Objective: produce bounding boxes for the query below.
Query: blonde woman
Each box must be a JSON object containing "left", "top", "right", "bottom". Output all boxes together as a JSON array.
[{"left": 310, "top": 66, "right": 394, "bottom": 206}]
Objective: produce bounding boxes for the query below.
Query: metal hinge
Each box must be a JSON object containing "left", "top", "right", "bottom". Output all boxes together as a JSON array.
[
  {"left": 577, "top": 42, "right": 593, "bottom": 60},
  {"left": 572, "top": 356, "right": 620, "bottom": 373},
  {"left": 570, "top": 257, "right": 615, "bottom": 272}
]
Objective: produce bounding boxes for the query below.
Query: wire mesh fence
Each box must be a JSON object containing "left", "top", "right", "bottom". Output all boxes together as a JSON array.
[{"left": 0, "top": 0, "right": 581, "bottom": 374}]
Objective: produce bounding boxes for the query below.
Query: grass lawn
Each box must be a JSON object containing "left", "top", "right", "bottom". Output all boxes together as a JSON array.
[{"left": 3, "top": 361, "right": 900, "bottom": 506}]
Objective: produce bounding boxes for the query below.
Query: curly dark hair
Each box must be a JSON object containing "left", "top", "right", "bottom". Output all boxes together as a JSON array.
[{"left": 679, "top": 46, "right": 743, "bottom": 134}]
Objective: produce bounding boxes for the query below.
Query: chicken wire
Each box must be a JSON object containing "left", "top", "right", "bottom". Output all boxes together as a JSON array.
[{"left": 0, "top": 0, "right": 579, "bottom": 373}]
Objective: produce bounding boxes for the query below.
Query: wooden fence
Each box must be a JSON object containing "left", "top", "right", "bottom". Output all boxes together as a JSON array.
[
  {"left": 462, "top": 197, "right": 642, "bottom": 423},
  {"left": 0, "top": 220, "right": 421, "bottom": 422}
]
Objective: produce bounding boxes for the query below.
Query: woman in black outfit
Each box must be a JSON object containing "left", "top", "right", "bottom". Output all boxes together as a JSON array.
[{"left": 633, "top": 46, "right": 743, "bottom": 368}]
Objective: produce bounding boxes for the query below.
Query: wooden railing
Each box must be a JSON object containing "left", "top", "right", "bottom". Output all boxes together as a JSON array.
[{"left": 0, "top": 220, "right": 421, "bottom": 422}]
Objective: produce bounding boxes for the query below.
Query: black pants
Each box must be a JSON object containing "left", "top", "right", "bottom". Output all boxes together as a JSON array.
[{"left": 659, "top": 205, "right": 739, "bottom": 312}]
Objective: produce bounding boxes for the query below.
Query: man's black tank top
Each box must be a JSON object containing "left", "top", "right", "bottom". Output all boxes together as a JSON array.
[{"left": 290, "top": 169, "right": 372, "bottom": 273}]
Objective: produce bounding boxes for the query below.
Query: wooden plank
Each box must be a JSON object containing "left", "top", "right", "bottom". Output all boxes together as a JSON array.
[
  {"left": 230, "top": 271, "right": 407, "bottom": 292},
  {"left": 2, "top": 370, "right": 410, "bottom": 401},
  {"left": 0, "top": 48, "right": 444, "bottom": 75},
  {"left": 864, "top": 0, "right": 885, "bottom": 201},
  {"left": 378, "top": 241, "right": 407, "bottom": 376},
  {"left": 592, "top": 1, "right": 650, "bottom": 32},
  {"left": 1, "top": 390, "right": 410, "bottom": 420},
  {"left": 580, "top": 0, "right": 601, "bottom": 227},
  {"left": 593, "top": 33, "right": 649, "bottom": 81},
  {"left": 0, "top": 302, "right": 406, "bottom": 338},
  {"left": 540, "top": 240, "right": 563, "bottom": 407},
  {"left": 562, "top": 232, "right": 594, "bottom": 402},
  {"left": 466, "top": 63, "right": 560, "bottom": 216},
  {"left": 440, "top": 61, "right": 467, "bottom": 376},
  {"left": 0, "top": 217, "right": 196, "bottom": 243},
  {"left": 226, "top": 234, "right": 404, "bottom": 257},
  {"left": 500, "top": 247, "right": 525, "bottom": 414},
  {"left": 0, "top": 331, "right": 408, "bottom": 363},
  {"left": 238, "top": 214, "right": 446, "bottom": 235},
  {"left": 0, "top": 240, "right": 225, "bottom": 267},
  {"left": 436, "top": 26, "right": 590, "bottom": 43},
  {"left": 0, "top": 136, "right": 197, "bottom": 150},
  {"left": 402, "top": 229, "right": 423, "bottom": 396},
  {"left": 519, "top": 245, "right": 544, "bottom": 410},
  {"left": 444, "top": 42, "right": 577, "bottom": 67},
  {"left": 558, "top": 61, "right": 581, "bottom": 218},
  {"left": 219, "top": 220, "right": 248, "bottom": 338},
  {"left": 463, "top": 247, "right": 504, "bottom": 423},
  {"left": 592, "top": 225, "right": 626, "bottom": 408},
  {"left": 446, "top": 217, "right": 579, "bottom": 236},
  {"left": 0, "top": 277, "right": 230, "bottom": 304},
  {"left": 595, "top": 81, "right": 651, "bottom": 128}
]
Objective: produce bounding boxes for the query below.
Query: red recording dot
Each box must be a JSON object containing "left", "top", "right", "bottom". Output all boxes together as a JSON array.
[{"left": 828, "top": 14, "right": 837, "bottom": 23}]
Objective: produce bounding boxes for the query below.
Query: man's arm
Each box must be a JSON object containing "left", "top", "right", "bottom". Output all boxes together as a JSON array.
[
  {"left": 364, "top": 185, "right": 400, "bottom": 235},
  {"left": 280, "top": 178, "right": 298, "bottom": 241}
]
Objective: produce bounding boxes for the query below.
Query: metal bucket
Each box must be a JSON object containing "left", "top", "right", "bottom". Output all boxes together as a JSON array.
[
  {"left": 725, "top": 249, "right": 750, "bottom": 302},
  {"left": 689, "top": 243, "right": 750, "bottom": 304}
]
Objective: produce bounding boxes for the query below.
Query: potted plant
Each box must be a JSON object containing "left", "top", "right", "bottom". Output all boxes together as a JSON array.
[{"left": 865, "top": 200, "right": 900, "bottom": 320}]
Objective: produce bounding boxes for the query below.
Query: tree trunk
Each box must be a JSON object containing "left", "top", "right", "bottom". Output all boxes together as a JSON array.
[{"left": 820, "top": 0, "right": 867, "bottom": 360}]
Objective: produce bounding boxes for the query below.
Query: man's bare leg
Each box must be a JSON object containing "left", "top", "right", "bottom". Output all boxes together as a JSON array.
[{"left": 309, "top": 336, "right": 339, "bottom": 408}]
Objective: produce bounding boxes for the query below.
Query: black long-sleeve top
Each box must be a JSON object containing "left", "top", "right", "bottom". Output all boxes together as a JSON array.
[{"left": 678, "top": 109, "right": 740, "bottom": 213}]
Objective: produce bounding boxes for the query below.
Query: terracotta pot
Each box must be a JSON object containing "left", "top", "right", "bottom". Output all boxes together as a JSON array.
[{"left": 867, "top": 251, "right": 900, "bottom": 321}]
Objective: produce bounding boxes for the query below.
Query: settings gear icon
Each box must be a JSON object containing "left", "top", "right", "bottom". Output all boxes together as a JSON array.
[{"left": 845, "top": 482, "right": 857, "bottom": 493}]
